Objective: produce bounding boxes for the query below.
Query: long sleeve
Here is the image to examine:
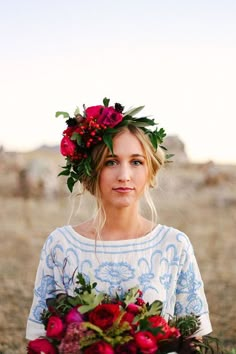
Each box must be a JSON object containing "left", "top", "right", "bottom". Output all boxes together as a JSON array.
[
  {"left": 26, "top": 232, "right": 70, "bottom": 340},
  {"left": 174, "top": 236, "right": 212, "bottom": 336}
]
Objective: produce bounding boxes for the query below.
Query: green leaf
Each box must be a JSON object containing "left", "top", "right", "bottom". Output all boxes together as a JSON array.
[
  {"left": 165, "top": 153, "right": 175, "bottom": 160},
  {"left": 146, "top": 300, "right": 163, "bottom": 316},
  {"left": 55, "top": 111, "right": 70, "bottom": 118},
  {"left": 104, "top": 128, "right": 120, "bottom": 134},
  {"left": 123, "top": 287, "right": 140, "bottom": 306},
  {"left": 71, "top": 171, "right": 79, "bottom": 179},
  {"left": 58, "top": 169, "right": 71, "bottom": 176},
  {"left": 157, "top": 127, "right": 167, "bottom": 141},
  {"left": 74, "top": 106, "right": 80, "bottom": 116},
  {"left": 67, "top": 177, "right": 76, "bottom": 193},
  {"left": 103, "top": 134, "right": 114, "bottom": 154},
  {"left": 103, "top": 97, "right": 110, "bottom": 107},
  {"left": 71, "top": 132, "right": 79, "bottom": 140},
  {"left": 148, "top": 133, "right": 158, "bottom": 150},
  {"left": 124, "top": 106, "right": 144, "bottom": 117},
  {"left": 84, "top": 158, "right": 92, "bottom": 176},
  {"left": 132, "top": 119, "right": 156, "bottom": 128},
  {"left": 133, "top": 117, "right": 156, "bottom": 125},
  {"left": 78, "top": 292, "right": 105, "bottom": 313}
]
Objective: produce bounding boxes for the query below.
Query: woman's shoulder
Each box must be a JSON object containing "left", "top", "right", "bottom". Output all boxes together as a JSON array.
[
  {"left": 42, "top": 225, "right": 74, "bottom": 247},
  {"left": 157, "top": 224, "right": 192, "bottom": 248}
]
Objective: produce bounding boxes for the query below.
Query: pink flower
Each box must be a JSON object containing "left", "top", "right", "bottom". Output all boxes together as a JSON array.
[
  {"left": 85, "top": 105, "right": 103, "bottom": 119},
  {"left": 134, "top": 331, "right": 158, "bottom": 353},
  {"left": 126, "top": 303, "right": 142, "bottom": 315},
  {"left": 60, "top": 136, "right": 76, "bottom": 157},
  {"left": 27, "top": 338, "right": 56, "bottom": 354},
  {"left": 58, "top": 322, "right": 84, "bottom": 353},
  {"left": 85, "top": 105, "right": 123, "bottom": 128},
  {"left": 84, "top": 340, "right": 115, "bottom": 354},
  {"left": 46, "top": 316, "right": 64, "bottom": 339},
  {"left": 65, "top": 306, "right": 83, "bottom": 324}
]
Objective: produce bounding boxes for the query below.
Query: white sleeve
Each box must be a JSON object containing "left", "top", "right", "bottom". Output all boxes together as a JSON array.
[
  {"left": 175, "top": 239, "right": 212, "bottom": 336},
  {"left": 26, "top": 232, "right": 68, "bottom": 340}
]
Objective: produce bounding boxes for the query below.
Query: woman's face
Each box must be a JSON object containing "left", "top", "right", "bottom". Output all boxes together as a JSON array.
[{"left": 99, "top": 130, "right": 149, "bottom": 210}]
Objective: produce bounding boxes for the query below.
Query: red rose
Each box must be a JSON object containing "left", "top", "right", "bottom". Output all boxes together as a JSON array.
[
  {"left": 89, "top": 303, "right": 121, "bottom": 330},
  {"left": 134, "top": 331, "right": 158, "bottom": 353},
  {"left": 27, "top": 338, "right": 56, "bottom": 354},
  {"left": 84, "top": 340, "right": 115, "bottom": 354},
  {"left": 148, "top": 315, "right": 171, "bottom": 341},
  {"left": 46, "top": 316, "right": 64, "bottom": 339},
  {"left": 85, "top": 105, "right": 103, "bottom": 119},
  {"left": 115, "top": 340, "right": 137, "bottom": 353},
  {"left": 65, "top": 306, "right": 83, "bottom": 324},
  {"left": 85, "top": 105, "right": 123, "bottom": 128},
  {"left": 60, "top": 136, "right": 76, "bottom": 157}
]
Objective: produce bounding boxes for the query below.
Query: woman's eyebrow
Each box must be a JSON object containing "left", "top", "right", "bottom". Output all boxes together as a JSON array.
[{"left": 105, "top": 154, "right": 146, "bottom": 158}]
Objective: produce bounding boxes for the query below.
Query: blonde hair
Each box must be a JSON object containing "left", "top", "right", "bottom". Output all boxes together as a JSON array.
[{"left": 80, "top": 125, "right": 165, "bottom": 235}]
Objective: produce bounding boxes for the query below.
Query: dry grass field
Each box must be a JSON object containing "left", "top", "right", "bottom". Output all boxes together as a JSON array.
[{"left": 0, "top": 150, "right": 235, "bottom": 353}]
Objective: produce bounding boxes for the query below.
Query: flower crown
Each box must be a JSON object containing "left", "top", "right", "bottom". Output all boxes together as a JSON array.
[{"left": 56, "top": 98, "right": 171, "bottom": 192}]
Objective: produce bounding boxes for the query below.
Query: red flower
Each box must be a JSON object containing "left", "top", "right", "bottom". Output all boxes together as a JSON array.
[
  {"left": 65, "top": 306, "right": 83, "bottom": 324},
  {"left": 46, "top": 316, "right": 64, "bottom": 339},
  {"left": 85, "top": 105, "right": 123, "bottom": 128},
  {"left": 122, "top": 303, "right": 141, "bottom": 328},
  {"left": 148, "top": 315, "right": 172, "bottom": 341},
  {"left": 115, "top": 340, "right": 137, "bottom": 353},
  {"left": 84, "top": 340, "right": 115, "bottom": 354},
  {"left": 27, "top": 338, "right": 56, "bottom": 354},
  {"left": 134, "top": 331, "right": 158, "bottom": 353},
  {"left": 122, "top": 311, "right": 135, "bottom": 325},
  {"left": 85, "top": 105, "right": 103, "bottom": 119},
  {"left": 63, "top": 126, "right": 76, "bottom": 138},
  {"left": 89, "top": 303, "right": 121, "bottom": 330},
  {"left": 168, "top": 326, "right": 181, "bottom": 338},
  {"left": 126, "top": 303, "right": 142, "bottom": 315},
  {"left": 60, "top": 136, "right": 76, "bottom": 157}
]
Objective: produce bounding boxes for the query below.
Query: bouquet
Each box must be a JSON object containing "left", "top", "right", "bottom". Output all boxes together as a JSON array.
[{"left": 27, "top": 273, "right": 222, "bottom": 354}]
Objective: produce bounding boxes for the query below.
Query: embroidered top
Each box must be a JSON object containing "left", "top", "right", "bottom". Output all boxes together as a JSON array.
[{"left": 26, "top": 224, "right": 212, "bottom": 340}]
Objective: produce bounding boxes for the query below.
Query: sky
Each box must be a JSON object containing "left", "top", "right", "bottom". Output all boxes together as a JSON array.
[{"left": 1, "top": 0, "right": 236, "bottom": 164}]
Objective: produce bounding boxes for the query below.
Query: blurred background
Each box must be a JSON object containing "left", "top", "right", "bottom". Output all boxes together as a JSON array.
[{"left": 0, "top": 0, "right": 235, "bottom": 352}]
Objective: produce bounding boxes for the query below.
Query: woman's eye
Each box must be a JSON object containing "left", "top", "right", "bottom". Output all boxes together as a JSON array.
[
  {"left": 131, "top": 160, "right": 143, "bottom": 166},
  {"left": 104, "top": 160, "right": 117, "bottom": 166}
]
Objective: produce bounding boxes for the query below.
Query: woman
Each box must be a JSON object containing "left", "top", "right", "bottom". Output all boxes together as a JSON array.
[{"left": 26, "top": 99, "right": 212, "bottom": 341}]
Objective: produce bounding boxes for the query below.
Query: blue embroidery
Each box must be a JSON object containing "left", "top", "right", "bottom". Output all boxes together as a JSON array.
[
  {"left": 36, "top": 274, "right": 55, "bottom": 299},
  {"left": 33, "top": 302, "right": 45, "bottom": 322},
  {"left": 186, "top": 294, "right": 203, "bottom": 314},
  {"left": 95, "top": 262, "right": 135, "bottom": 285},
  {"left": 176, "top": 264, "right": 201, "bottom": 294},
  {"left": 174, "top": 301, "right": 183, "bottom": 315},
  {"left": 160, "top": 273, "right": 172, "bottom": 290},
  {"left": 28, "top": 225, "right": 210, "bottom": 328}
]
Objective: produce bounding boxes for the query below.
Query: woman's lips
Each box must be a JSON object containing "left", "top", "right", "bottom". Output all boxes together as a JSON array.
[{"left": 113, "top": 187, "right": 134, "bottom": 193}]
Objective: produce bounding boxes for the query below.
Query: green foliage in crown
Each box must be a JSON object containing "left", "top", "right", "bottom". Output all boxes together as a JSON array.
[{"left": 56, "top": 98, "right": 173, "bottom": 192}]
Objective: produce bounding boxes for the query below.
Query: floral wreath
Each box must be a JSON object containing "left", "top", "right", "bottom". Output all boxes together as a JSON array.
[{"left": 56, "top": 98, "right": 172, "bottom": 192}]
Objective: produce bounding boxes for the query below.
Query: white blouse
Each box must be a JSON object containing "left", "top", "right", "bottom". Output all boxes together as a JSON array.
[{"left": 26, "top": 224, "right": 212, "bottom": 340}]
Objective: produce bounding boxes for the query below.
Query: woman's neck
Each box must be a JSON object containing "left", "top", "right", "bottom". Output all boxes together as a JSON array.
[{"left": 96, "top": 206, "right": 153, "bottom": 241}]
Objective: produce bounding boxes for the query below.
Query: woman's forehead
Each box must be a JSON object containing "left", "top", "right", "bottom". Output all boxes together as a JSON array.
[{"left": 110, "top": 132, "right": 145, "bottom": 156}]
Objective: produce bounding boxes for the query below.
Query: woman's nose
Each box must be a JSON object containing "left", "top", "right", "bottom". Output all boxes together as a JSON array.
[{"left": 117, "top": 164, "right": 131, "bottom": 182}]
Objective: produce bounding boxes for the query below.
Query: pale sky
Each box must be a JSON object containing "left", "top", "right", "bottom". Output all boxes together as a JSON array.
[{"left": 1, "top": 0, "right": 236, "bottom": 164}]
